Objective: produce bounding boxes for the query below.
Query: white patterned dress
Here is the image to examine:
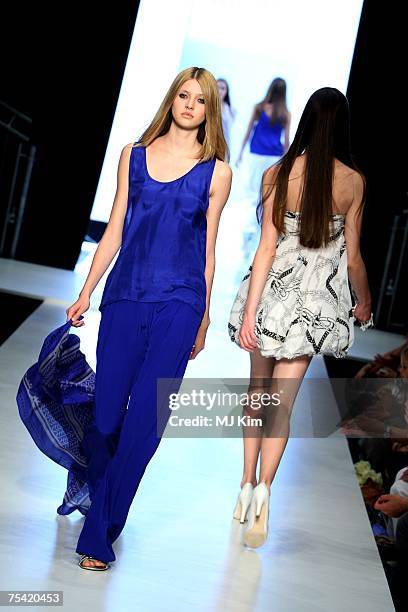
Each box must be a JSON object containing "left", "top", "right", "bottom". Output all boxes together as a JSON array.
[{"left": 228, "top": 211, "right": 357, "bottom": 360}]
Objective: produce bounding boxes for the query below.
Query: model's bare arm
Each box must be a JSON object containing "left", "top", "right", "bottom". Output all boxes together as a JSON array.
[
  {"left": 284, "top": 112, "right": 291, "bottom": 152},
  {"left": 345, "top": 171, "right": 372, "bottom": 321},
  {"left": 66, "top": 143, "right": 133, "bottom": 325},
  {"left": 237, "top": 106, "right": 260, "bottom": 162},
  {"left": 202, "top": 159, "right": 232, "bottom": 326},
  {"left": 244, "top": 168, "right": 279, "bottom": 314},
  {"left": 80, "top": 143, "right": 133, "bottom": 297},
  {"left": 189, "top": 159, "right": 232, "bottom": 358},
  {"left": 239, "top": 166, "right": 279, "bottom": 351}
]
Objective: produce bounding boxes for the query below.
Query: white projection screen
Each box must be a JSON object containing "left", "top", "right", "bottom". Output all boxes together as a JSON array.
[{"left": 88, "top": 0, "right": 364, "bottom": 225}]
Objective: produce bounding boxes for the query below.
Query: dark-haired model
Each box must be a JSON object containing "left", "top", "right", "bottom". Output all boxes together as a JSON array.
[
  {"left": 66, "top": 67, "right": 232, "bottom": 569},
  {"left": 236, "top": 77, "right": 291, "bottom": 195},
  {"left": 228, "top": 87, "right": 373, "bottom": 548}
]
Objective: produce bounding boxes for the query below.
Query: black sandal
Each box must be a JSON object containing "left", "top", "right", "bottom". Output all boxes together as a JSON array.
[{"left": 78, "top": 554, "right": 110, "bottom": 571}]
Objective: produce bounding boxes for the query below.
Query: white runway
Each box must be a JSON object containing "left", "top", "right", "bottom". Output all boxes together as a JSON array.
[{"left": 0, "top": 183, "right": 400, "bottom": 611}]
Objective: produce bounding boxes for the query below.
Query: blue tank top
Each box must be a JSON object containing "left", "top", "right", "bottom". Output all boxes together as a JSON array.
[
  {"left": 99, "top": 143, "right": 217, "bottom": 317},
  {"left": 249, "top": 110, "right": 284, "bottom": 156}
]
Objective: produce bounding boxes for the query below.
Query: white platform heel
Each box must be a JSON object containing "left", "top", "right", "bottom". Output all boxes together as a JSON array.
[
  {"left": 243, "top": 481, "right": 270, "bottom": 548},
  {"left": 232, "top": 482, "right": 254, "bottom": 523}
]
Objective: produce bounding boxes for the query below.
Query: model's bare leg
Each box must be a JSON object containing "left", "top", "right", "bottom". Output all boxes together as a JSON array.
[
  {"left": 259, "top": 355, "right": 313, "bottom": 489},
  {"left": 240, "top": 348, "right": 276, "bottom": 488}
]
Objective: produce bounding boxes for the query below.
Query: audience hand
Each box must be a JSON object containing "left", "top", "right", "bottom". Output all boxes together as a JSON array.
[
  {"left": 374, "top": 494, "right": 408, "bottom": 518},
  {"left": 376, "top": 367, "right": 398, "bottom": 378},
  {"left": 373, "top": 353, "right": 395, "bottom": 365}
]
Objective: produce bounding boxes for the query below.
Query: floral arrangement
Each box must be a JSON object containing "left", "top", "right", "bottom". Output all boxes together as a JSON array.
[{"left": 354, "top": 460, "right": 383, "bottom": 487}]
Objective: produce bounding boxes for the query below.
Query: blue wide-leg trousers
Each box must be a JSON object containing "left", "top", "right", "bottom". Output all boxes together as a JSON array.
[{"left": 75, "top": 299, "right": 202, "bottom": 562}]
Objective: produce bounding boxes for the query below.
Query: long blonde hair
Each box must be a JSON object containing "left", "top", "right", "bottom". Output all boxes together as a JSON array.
[{"left": 134, "top": 67, "right": 228, "bottom": 162}]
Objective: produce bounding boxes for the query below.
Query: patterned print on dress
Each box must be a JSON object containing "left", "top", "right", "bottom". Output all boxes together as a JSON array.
[{"left": 227, "top": 211, "right": 357, "bottom": 359}]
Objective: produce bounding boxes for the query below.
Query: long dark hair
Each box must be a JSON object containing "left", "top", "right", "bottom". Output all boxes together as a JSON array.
[
  {"left": 256, "top": 87, "right": 366, "bottom": 248},
  {"left": 256, "top": 77, "right": 288, "bottom": 126}
]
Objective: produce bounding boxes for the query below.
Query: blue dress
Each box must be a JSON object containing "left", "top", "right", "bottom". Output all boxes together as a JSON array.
[
  {"left": 15, "top": 144, "right": 218, "bottom": 517},
  {"left": 99, "top": 143, "right": 217, "bottom": 318},
  {"left": 249, "top": 110, "right": 284, "bottom": 156}
]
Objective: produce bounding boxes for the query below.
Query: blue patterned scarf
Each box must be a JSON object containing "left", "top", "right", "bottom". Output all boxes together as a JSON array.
[{"left": 16, "top": 316, "right": 93, "bottom": 516}]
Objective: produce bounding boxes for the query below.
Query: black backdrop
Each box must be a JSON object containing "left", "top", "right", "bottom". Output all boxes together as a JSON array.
[
  {"left": 1, "top": 1, "right": 140, "bottom": 268},
  {"left": 1, "top": 0, "right": 406, "bottom": 329},
  {"left": 346, "top": 1, "right": 407, "bottom": 330}
]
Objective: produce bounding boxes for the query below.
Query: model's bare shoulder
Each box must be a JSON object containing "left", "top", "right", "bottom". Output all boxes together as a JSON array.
[
  {"left": 351, "top": 169, "right": 365, "bottom": 199},
  {"left": 334, "top": 159, "right": 360, "bottom": 179},
  {"left": 340, "top": 166, "right": 364, "bottom": 192},
  {"left": 116, "top": 143, "right": 135, "bottom": 173},
  {"left": 213, "top": 158, "right": 232, "bottom": 180},
  {"left": 121, "top": 142, "right": 135, "bottom": 156},
  {"left": 350, "top": 168, "right": 364, "bottom": 185},
  {"left": 208, "top": 159, "right": 232, "bottom": 203},
  {"left": 263, "top": 163, "right": 279, "bottom": 185}
]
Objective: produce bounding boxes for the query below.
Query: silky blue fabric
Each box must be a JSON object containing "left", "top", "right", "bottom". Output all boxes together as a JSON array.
[
  {"left": 249, "top": 111, "right": 284, "bottom": 156},
  {"left": 99, "top": 143, "right": 217, "bottom": 317},
  {"left": 75, "top": 299, "right": 203, "bottom": 563},
  {"left": 16, "top": 316, "right": 93, "bottom": 516}
]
